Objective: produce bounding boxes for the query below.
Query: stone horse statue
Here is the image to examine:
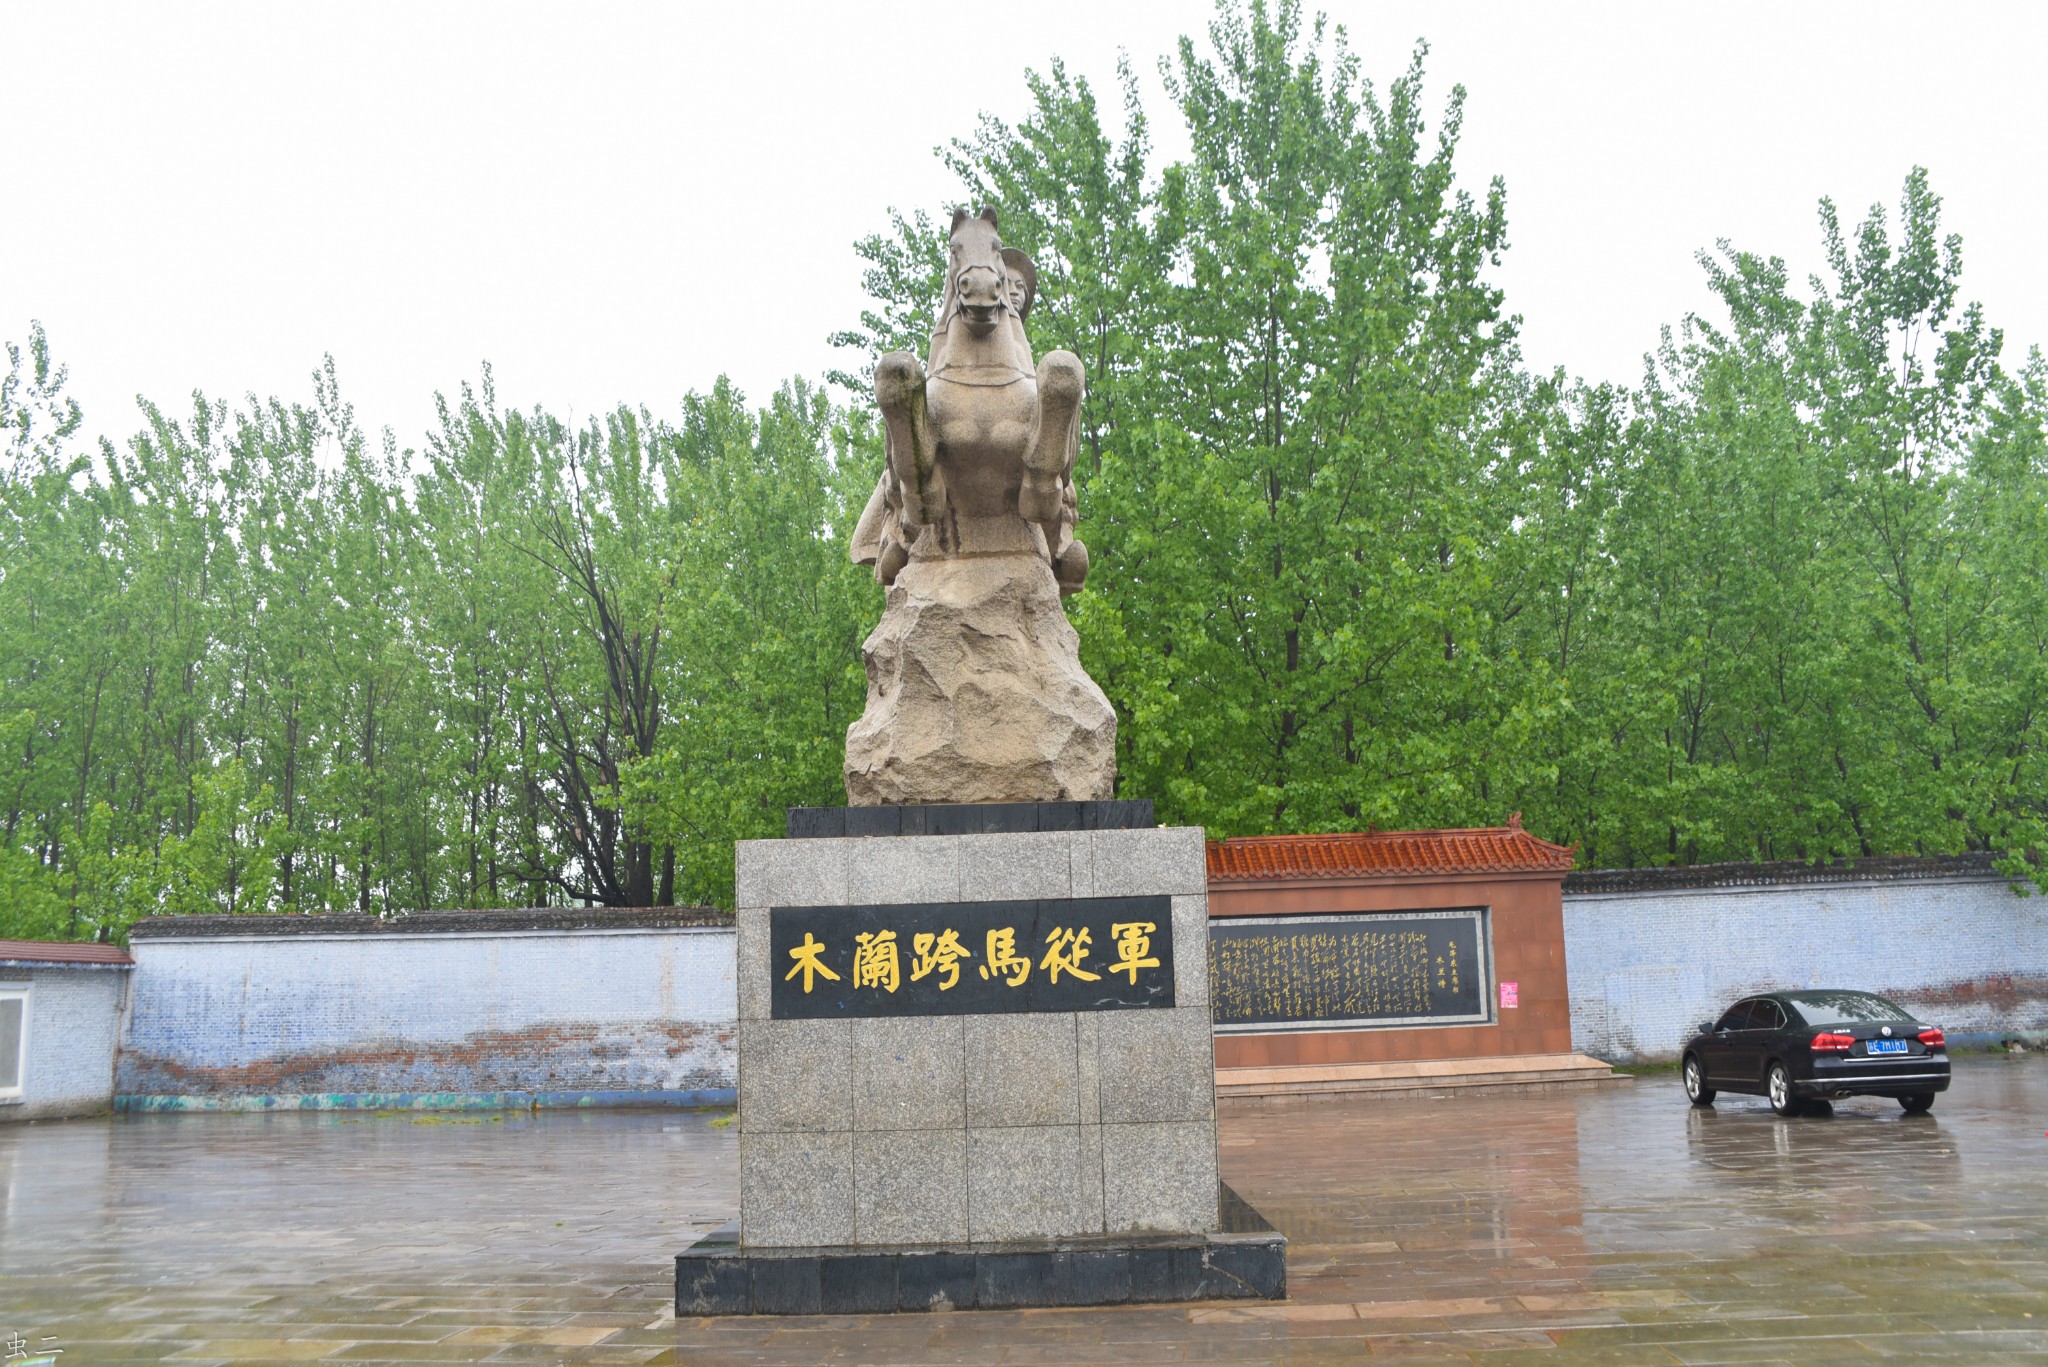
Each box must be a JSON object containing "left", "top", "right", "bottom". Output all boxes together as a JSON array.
[
  {"left": 851, "top": 206, "right": 1089, "bottom": 595},
  {"left": 843, "top": 207, "right": 1115, "bottom": 805}
]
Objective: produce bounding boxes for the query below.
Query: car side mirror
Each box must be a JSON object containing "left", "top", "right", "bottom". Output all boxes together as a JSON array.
[{"left": 1698, "top": 1021, "right": 1717, "bottom": 1035}]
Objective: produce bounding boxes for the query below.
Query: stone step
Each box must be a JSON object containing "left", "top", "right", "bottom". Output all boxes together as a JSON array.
[
  {"left": 677, "top": 1183, "right": 1287, "bottom": 1315},
  {"left": 1216, "top": 1052, "right": 1627, "bottom": 1103}
]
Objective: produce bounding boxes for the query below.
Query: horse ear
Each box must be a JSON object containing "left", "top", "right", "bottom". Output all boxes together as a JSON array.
[
  {"left": 951, "top": 206, "right": 970, "bottom": 231},
  {"left": 979, "top": 205, "right": 1000, "bottom": 229}
]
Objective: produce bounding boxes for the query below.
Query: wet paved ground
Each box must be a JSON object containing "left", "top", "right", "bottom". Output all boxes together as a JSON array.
[{"left": 4, "top": 1054, "right": 2046, "bottom": 1364}]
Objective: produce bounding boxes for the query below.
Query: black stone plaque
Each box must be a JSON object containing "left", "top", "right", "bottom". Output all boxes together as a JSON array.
[
  {"left": 769, "top": 896, "right": 1174, "bottom": 1019},
  {"left": 1209, "top": 908, "right": 1490, "bottom": 1033}
]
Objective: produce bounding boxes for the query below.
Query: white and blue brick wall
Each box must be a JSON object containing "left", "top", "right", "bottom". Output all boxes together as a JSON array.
[
  {"left": 0, "top": 966, "right": 129, "bottom": 1121},
  {"left": 118, "top": 920, "right": 737, "bottom": 1110},
  {"left": 1564, "top": 872, "right": 2048, "bottom": 1062},
  {"left": 103, "top": 863, "right": 2046, "bottom": 1104}
]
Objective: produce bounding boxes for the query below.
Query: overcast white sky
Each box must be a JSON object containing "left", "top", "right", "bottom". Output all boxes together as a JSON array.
[{"left": 4, "top": 1, "right": 2043, "bottom": 450}]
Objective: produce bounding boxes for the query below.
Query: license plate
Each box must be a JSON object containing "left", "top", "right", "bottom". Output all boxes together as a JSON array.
[{"left": 1866, "top": 1038, "right": 1908, "bottom": 1055}]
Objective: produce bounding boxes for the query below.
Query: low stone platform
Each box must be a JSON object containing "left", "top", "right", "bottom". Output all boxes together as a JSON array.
[
  {"left": 785, "top": 799, "right": 1154, "bottom": 839},
  {"left": 676, "top": 1184, "right": 1285, "bottom": 1316},
  {"left": 1216, "top": 1052, "right": 1625, "bottom": 1104}
]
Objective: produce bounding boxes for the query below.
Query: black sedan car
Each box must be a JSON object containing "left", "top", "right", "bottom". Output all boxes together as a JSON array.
[{"left": 1681, "top": 989, "right": 1950, "bottom": 1116}]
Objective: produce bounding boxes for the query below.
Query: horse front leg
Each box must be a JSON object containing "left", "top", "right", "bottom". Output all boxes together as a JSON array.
[
  {"left": 876, "top": 350, "right": 944, "bottom": 536},
  {"left": 1021, "top": 350, "right": 1083, "bottom": 530}
]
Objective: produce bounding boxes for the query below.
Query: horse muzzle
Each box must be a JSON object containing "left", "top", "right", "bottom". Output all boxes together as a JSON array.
[{"left": 957, "top": 267, "right": 1004, "bottom": 332}]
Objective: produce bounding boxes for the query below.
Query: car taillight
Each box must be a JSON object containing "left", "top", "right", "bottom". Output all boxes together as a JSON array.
[
  {"left": 1811, "top": 1032, "right": 1854, "bottom": 1052},
  {"left": 1917, "top": 1028, "right": 1945, "bottom": 1050}
]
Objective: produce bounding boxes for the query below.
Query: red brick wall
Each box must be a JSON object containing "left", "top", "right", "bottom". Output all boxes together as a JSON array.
[{"left": 1208, "top": 871, "right": 1572, "bottom": 1068}]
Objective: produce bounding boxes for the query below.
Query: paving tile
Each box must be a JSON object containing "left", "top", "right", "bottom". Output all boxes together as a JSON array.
[
  {"left": 473, "top": 1348, "right": 665, "bottom": 1365},
  {"left": 19, "top": 1348, "right": 207, "bottom": 1365},
  {"left": 316, "top": 1349, "right": 517, "bottom": 1364},
  {"left": 1466, "top": 1349, "right": 1685, "bottom": 1365},
  {"left": 444, "top": 1325, "right": 620, "bottom": 1345},
  {"left": 164, "top": 1342, "right": 355, "bottom": 1361},
  {"left": 3, "top": 1056, "right": 2047, "bottom": 1362}
]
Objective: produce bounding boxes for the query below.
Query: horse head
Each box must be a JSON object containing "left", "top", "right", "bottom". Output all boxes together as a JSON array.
[{"left": 947, "top": 206, "right": 1008, "bottom": 338}]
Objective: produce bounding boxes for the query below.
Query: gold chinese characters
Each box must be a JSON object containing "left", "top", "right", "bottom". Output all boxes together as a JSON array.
[
  {"left": 784, "top": 932, "right": 841, "bottom": 993},
  {"left": 910, "top": 928, "right": 970, "bottom": 989},
  {"left": 1109, "top": 921, "right": 1161, "bottom": 982},
  {"left": 852, "top": 929, "right": 900, "bottom": 992},
  {"left": 785, "top": 922, "right": 1166, "bottom": 995}
]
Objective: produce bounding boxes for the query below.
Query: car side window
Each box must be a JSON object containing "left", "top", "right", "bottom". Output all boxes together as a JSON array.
[
  {"left": 1753, "top": 1001, "right": 1785, "bottom": 1030},
  {"left": 1716, "top": 1000, "right": 1755, "bottom": 1031}
]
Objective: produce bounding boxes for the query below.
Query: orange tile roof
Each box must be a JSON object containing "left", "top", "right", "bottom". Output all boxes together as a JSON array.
[
  {"left": 0, "top": 938, "right": 135, "bottom": 965},
  {"left": 1207, "top": 815, "right": 1575, "bottom": 882}
]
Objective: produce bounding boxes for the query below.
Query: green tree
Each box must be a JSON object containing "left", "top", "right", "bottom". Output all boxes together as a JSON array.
[
  {"left": 619, "top": 381, "right": 874, "bottom": 909},
  {"left": 840, "top": 1, "right": 1534, "bottom": 836}
]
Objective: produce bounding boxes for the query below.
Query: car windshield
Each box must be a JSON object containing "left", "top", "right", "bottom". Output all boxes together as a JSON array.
[{"left": 1784, "top": 991, "right": 1913, "bottom": 1026}]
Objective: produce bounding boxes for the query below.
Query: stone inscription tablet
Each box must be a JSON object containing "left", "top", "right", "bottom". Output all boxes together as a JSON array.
[
  {"left": 1209, "top": 908, "right": 1490, "bottom": 1033},
  {"left": 770, "top": 895, "right": 1175, "bottom": 1019}
]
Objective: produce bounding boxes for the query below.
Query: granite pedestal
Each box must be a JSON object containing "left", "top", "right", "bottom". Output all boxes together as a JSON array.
[{"left": 678, "top": 801, "right": 1286, "bottom": 1314}]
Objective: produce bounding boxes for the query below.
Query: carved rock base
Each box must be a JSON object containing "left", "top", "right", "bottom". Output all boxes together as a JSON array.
[{"left": 845, "top": 551, "right": 1116, "bottom": 805}]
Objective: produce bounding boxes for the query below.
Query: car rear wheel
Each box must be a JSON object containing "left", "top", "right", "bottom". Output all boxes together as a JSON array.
[
  {"left": 1682, "top": 1055, "right": 1715, "bottom": 1106},
  {"left": 1767, "top": 1062, "right": 1801, "bottom": 1117},
  {"left": 1900, "top": 1093, "right": 1935, "bottom": 1114}
]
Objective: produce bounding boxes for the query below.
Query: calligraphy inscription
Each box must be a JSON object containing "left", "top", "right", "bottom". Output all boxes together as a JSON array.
[
  {"left": 1209, "top": 909, "right": 1490, "bottom": 1033},
  {"left": 769, "top": 896, "right": 1175, "bottom": 1019}
]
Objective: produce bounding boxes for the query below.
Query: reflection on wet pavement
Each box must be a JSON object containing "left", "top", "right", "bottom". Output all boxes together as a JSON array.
[{"left": 2, "top": 1056, "right": 2045, "bottom": 1363}]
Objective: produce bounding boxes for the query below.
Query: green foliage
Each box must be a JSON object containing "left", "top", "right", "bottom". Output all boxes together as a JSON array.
[
  {"left": 609, "top": 381, "right": 874, "bottom": 910},
  {"left": 834, "top": 0, "right": 2047, "bottom": 877},
  {"left": 1513, "top": 170, "right": 2044, "bottom": 870},
  {"left": 2, "top": 320, "right": 84, "bottom": 477},
  {"left": 0, "top": 347, "right": 870, "bottom": 933},
  {"left": 843, "top": 3, "right": 1540, "bottom": 834},
  {"left": 4, "top": 3, "right": 2044, "bottom": 941}
]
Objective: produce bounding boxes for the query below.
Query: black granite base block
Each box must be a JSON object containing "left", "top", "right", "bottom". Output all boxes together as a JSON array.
[
  {"left": 819, "top": 1254, "right": 900, "bottom": 1315},
  {"left": 1037, "top": 800, "right": 1084, "bottom": 832},
  {"left": 1066, "top": 1249, "right": 1135, "bottom": 1305},
  {"left": 675, "top": 1221, "right": 747, "bottom": 1315},
  {"left": 784, "top": 806, "right": 841, "bottom": 839},
  {"left": 674, "top": 1223, "right": 748, "bottom": 1316},
  {"left": 971, "top": 1251, "right": 1050, "bottom": 1310},
  {"left": 842, "top": 805, "right": 901, "bottom": 838},
  {"left": 1127, "top": 1245, "right": 1191, "bottom": 1303},
  {"left": 785, "top": 799, "right": 1155, "bottom": 840},
  {"left": 1207, "top": 1238, "right": 1288, "bottom": 1300},
  {"left": 925, "top": 804, "right": 982, "bottom": 836},
  {"left": 748, "top": 1255, "right": 822, "bottom": 1315},
  {"left": 896, "top": 1251, "right": 976, "bottom": 1312},
  {"left": 675, "top": 1185, "right": 1285, "bottom": 1316},
  {"left": 974, "top": 1249, "right": 1136, "bottom": 1309}
]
